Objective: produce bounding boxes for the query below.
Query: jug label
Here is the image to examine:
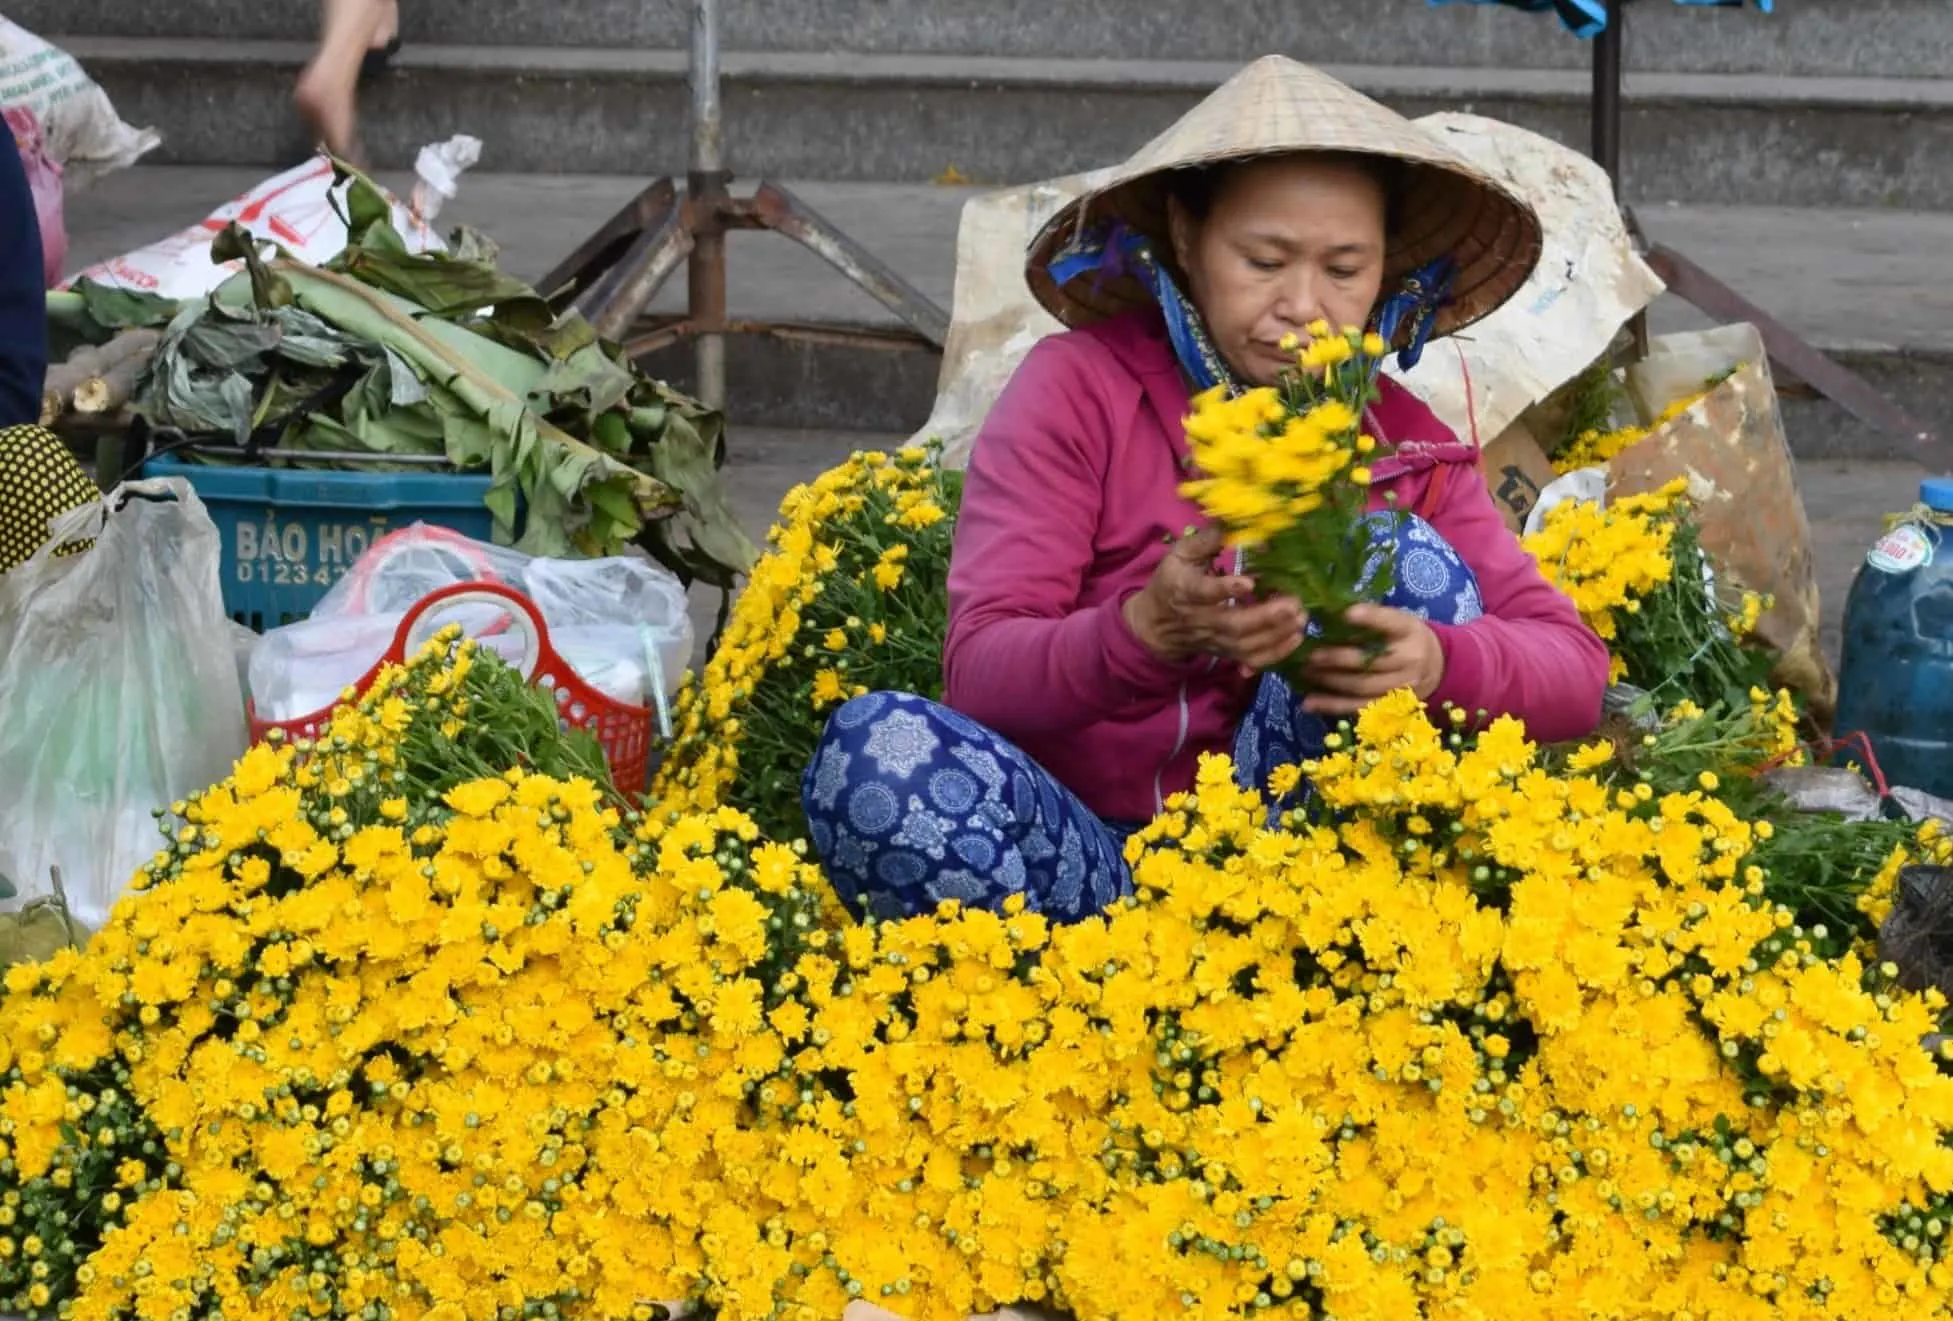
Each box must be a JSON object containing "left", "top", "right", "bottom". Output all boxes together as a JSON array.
[{"left": 1868, "top": 524, "right": 1935, "bottom": 574}]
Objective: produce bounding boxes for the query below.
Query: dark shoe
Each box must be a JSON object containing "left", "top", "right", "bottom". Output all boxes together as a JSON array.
[{"left": 359, "top": 36, "right": 402, "bottom": 83}]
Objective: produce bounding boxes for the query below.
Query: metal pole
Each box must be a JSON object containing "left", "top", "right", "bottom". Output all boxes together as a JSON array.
[
  {"left": 1592, "top": 0, "right": 1624, "bottom": 191},
  {"left": 1593, "top": 0, "right": 1646, "bottom": 354},
  {"left": 687, "top": 0, "right": 728, "bottom": 409}
]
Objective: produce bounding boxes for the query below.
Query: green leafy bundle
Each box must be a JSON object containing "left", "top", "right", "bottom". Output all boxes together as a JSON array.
[{"left": 49, "top": 169, "right": 755, "bottom": 583}]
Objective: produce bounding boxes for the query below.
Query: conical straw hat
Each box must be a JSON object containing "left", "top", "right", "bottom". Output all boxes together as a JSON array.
[{"left": 1026, "top": 56, "right": 1545, "bottom": 346}]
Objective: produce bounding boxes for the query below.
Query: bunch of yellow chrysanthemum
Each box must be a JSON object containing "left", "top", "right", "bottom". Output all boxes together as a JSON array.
[
  {"left": 1524, "top": 479, "right": 1773, "bottom": 707},
  {"left": 654, "top": 444, "right": 961, "bottom": 838},
  {"left": 1181, "top": 323, "right": 1392, "bottom": 668},
  {"left": 1568, "top": 691, "right": 1939, "bottom": 959},
  {"left": 1522, "top": 480, "right": 1683, "bottom": 648},
  {"left": 1552, "top": 385, "right": 1719, "bottom": 474}
]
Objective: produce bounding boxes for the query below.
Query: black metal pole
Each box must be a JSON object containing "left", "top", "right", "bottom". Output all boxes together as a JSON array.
[{"left": 1592, "top": 0, "right": 1625, "bottom": 191}]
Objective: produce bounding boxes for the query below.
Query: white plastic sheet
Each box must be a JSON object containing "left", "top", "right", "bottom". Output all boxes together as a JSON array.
[
  {"left": 914, "top": 171, "right": 1100, "bottom": 468},
  {"left": 61, "top": 136, "right": 482, "bottom": 297},
  {"left": 0, "top": 480, "right": 250, "bottom": 928},
  {"left": 1387, "top": 113, "right": 1665, "bottom": 447}
]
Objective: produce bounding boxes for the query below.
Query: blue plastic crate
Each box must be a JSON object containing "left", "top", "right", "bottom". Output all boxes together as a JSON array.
[{"left": 144, "top": 455, "right": 499, "bottom": 631}]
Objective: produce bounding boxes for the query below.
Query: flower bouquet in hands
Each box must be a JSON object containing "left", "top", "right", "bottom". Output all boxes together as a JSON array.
[{"left": 1180, "top": 322, "right": 1394, "bottom": 672}]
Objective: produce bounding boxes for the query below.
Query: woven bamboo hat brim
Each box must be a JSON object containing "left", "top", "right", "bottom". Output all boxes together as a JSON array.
[{"left": 1026, "top": 55, "right": 1545, "bottom": 346}]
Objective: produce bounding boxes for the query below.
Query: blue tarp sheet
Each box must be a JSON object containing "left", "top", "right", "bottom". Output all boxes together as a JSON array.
[{"left": 1428, "top": 0, "right": 1773, "bottom": 40}]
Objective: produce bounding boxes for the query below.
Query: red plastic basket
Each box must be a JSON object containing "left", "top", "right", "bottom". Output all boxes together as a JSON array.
[{"left": 247, "top": 582, "right": 655, "bottom": 792}]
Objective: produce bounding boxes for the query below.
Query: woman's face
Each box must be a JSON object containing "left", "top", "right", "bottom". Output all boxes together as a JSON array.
[{"left": 1168, "top": 155, "right": 1389, "bottom": 388}]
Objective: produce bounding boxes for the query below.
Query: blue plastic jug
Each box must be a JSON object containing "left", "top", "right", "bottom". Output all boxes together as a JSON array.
[{"left": 1833, "top": 478, "right": 1953, "bottom": 798}]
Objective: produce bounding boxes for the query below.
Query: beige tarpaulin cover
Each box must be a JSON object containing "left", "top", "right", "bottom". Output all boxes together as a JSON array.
[{"left": 920, "top": 113, "right": 1664, "bottom": 468}]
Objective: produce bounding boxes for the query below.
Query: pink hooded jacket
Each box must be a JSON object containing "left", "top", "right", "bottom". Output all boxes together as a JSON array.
[{"left": 942, "top": 309, "right": 1609, "bottom": 823}]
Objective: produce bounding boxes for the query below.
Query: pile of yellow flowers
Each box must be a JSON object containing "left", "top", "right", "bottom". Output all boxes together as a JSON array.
[
  {"left": 0, "top": 638, "right": 836, "bottom": 1321},
  {"left": 8, "top": 629, "right": 1953, "bottom": 1321},
  {"left": 655, "top": 445, "right": 960, "bottom": 839},
  {"left": 1181, "top": 324, "right": 1390, "bottom": 666}
]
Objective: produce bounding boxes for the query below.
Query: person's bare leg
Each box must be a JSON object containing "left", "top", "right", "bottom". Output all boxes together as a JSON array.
[
  {"left": 373, "top": 0, "right": 399, "bottom": 47},
  {"left": 293, "top": 0, "right": 386, "bottom": 165}
]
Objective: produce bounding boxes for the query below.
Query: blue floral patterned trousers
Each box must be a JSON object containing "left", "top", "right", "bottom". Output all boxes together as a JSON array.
[{"left": 801, "top": 513, "right": 1484, "bottom": 923}]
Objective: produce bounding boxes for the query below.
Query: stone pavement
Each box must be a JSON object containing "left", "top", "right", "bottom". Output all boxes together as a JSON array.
[
  {"left": 65, "top": 169, "right": 1953, "bottom": 358},
  {"left": 61, "top": 167, "right": 1953, "bottom": 455}
]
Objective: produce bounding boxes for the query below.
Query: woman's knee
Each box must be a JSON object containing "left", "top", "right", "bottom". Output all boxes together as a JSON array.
[{"left": 804, "top": 691, "right": 947, "bottom": 818}]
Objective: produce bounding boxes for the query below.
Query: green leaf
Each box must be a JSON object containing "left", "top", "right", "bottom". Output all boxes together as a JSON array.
[
  {"left": 380, "top": 345, "right": 429, "bottom": 406},
  {"left": 180, "top": 306, "right": 284, "bottom": 371},
  {"left": 586, "top": 479, "right": 640, "bottom": 529},
  {"left": 336, "top": 161, "right": 397, "bottom": 246},
  {"left": 272, "top": 311, "right": 358, "bottom": 369},
  {"left": 72, "top": 279, "right": 182, "bottom": 333},
  {"left": 409, "top": 312, "right": 552, "bottom": 398},
  {"left": 441, "top": 409, "right": 501, "bottom": 471},
  {"left": 539, "top": 342, "right": 636, "bottom": 417},
  {"left": 640, "top": 414, "right": 760, "bottom": 579},
  {"left": 446, "top": 225, "right": 503, "bottom": 266},
  {"left": 339, "top": 245, "right": 553, "bottom": 325},
  {"left": 295, "top": 407, "right": 443, "bottom": 463},
  {"left": 140, "top": 311, "right": 263, "bottom": 440},
  {"left": 590, "top": 411, "right": 633, "bottom": 455}
]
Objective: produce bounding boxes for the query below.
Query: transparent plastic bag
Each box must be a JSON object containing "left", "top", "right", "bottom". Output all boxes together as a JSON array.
[
  {"left": 249, "top": 524, "right": 694, "bottom": 727},
  {"left": 0, "top": 480, "right": 250, "bottom": 928}
]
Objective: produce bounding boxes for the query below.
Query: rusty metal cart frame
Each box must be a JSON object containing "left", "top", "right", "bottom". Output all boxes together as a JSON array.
[{"left": 535, "top": 0, "right": 950, "bottom": 412}]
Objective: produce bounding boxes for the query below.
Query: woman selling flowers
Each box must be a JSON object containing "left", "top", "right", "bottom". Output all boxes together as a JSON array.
[{"left": 804, "top": 57, "right": 1610, "bottom": 922}]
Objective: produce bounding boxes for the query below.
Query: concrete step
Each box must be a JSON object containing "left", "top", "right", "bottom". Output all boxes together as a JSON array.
[
  {"left": 61, "top": 170, "right": 1953, "bottom": 463},
  {"left": 21, "top": 0, "right": 1953, "bottom": 78},
  {"left": 55, "top": 39, "right": 1953, "bottom": 211}
]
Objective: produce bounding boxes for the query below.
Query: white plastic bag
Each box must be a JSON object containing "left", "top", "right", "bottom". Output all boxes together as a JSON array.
[
  {"left": 0, "top": 480, "right": 250, "bottom": 928},
  {"left": 61, "top": 136, "right": 482, "bottom": 298},
  {"left": 248, "top": 524, "right": 694, "bottom": 729},
  {"left": 1524, "top": 465, "right": 1609, "bottom": 538},
  {"left": 0, "top": 18, "right": 158, "bottom": 174}
]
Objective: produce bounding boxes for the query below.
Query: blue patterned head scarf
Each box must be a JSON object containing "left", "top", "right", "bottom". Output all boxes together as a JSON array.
[{"left": 1045, "top": 221, "right": 1460, "bottom": 394}]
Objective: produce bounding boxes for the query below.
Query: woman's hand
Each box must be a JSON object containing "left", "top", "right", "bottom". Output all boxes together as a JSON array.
[
  {"left": 1299, "top": 604, "right": 1446, "bottom": 716},
  {"left": 1124, "top": 526, "right": 1307, "bottom": 672}
]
